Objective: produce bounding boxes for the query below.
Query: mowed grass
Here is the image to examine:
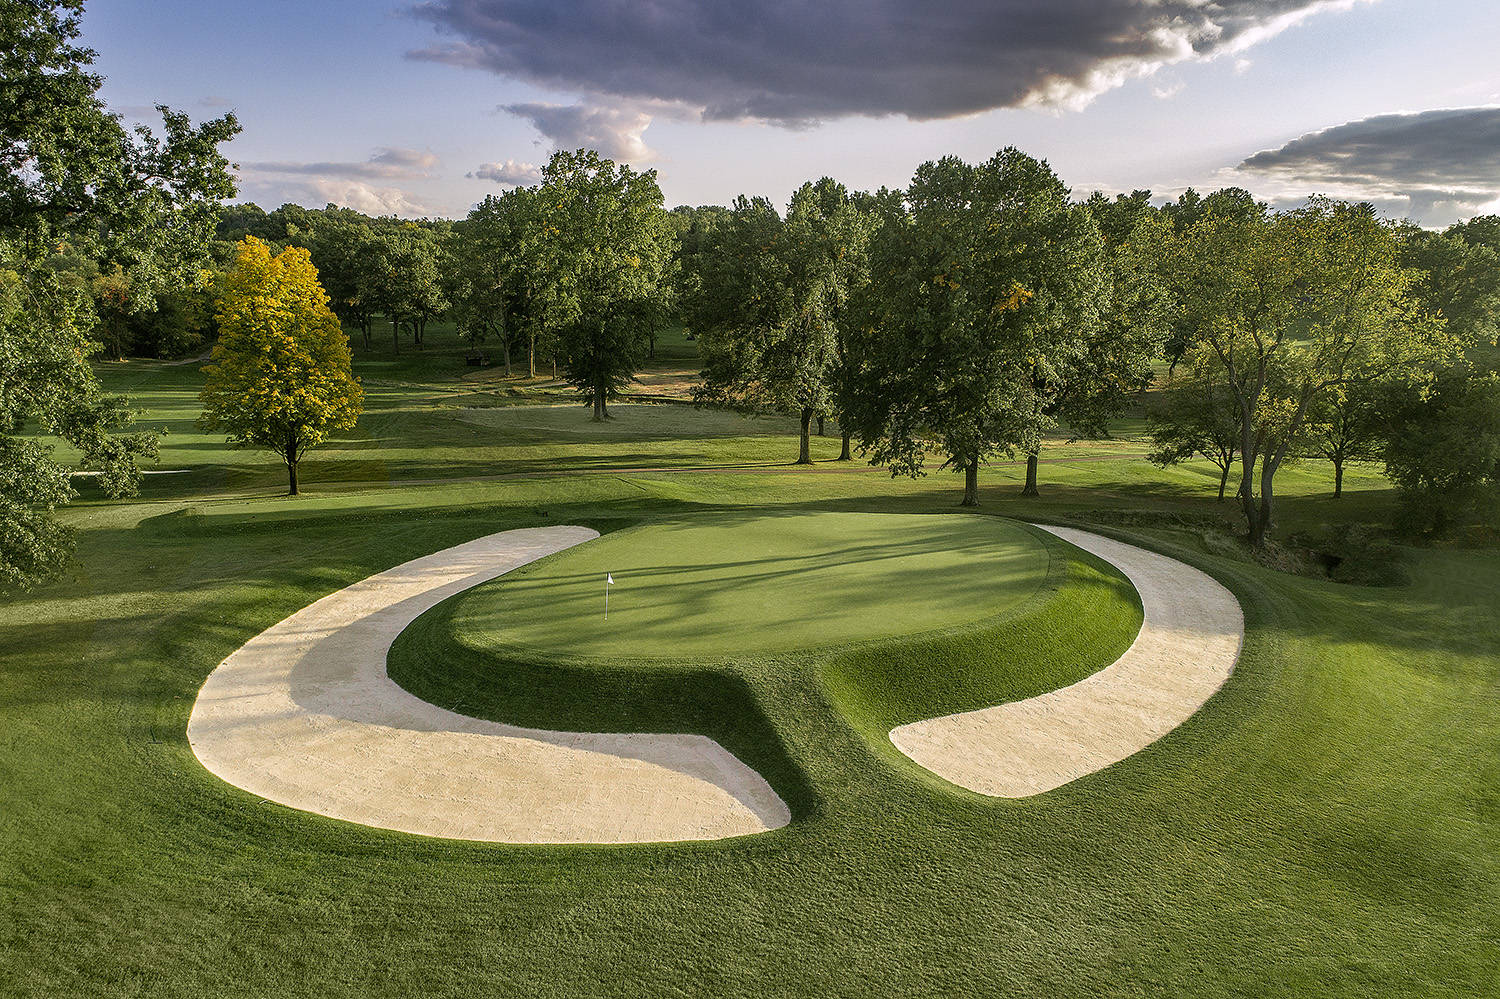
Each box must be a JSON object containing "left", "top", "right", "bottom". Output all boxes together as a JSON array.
[
  {"left": 454, "top": 512, "right": 1052, "bottom": 659},
  {"left": 1, "top": 353, "right": 1498, "bottom": 997}
]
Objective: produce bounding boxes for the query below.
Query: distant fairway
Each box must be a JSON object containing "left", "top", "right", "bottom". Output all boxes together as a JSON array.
[{"left": 453, "top": 512, "right": 1051, "bottom": 659}]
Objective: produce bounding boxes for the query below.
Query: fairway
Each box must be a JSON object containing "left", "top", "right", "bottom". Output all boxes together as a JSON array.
[{"left": 453, "top": 511, "right": 1051, "bottom": 658}]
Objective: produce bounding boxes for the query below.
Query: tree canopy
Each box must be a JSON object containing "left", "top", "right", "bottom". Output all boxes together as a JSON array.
[
  {"left": 843, "top": 149, "right": 1108, "bottom": 506},
  {"left": 532, "top": 149, "right": 676, "bottom": 420},
  {"left": 1167, "top": 196, "right": 1452, "bottom": 545},
  {"left": 0, "top": 0, "right": 237, "bottom": 589},
  {"left": 199, "top": 238, "right": 363, "bottom": 495}
]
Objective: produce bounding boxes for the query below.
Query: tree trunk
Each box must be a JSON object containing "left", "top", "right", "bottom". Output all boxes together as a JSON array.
[
  {"left": 1333, "top": 456, "right": 1344, "bottom": 499},
  {"left": 1217, "top": 462, "right": 1230, "bottom": 502},
  {"left": 391, "top": 316, "right": 400, "bottom": 355},
  {"left": 838, "top": 431, "right": 852, "bottom": 461},
  {"left": 592, "top": 393, "right": 607, "bottom": 422},
  {"left": 1238, "top": 418, "right": 1262, "bottom": 545},
  {"left": 1250, "top": 460, "right": 1277, "bottom": 548},
  {"left": 648, "top": 331, "right": 656, "bottom": 359},
  {"left": 528, "top": 334, "right": 536, "bottom": 379},
  {"left": 1021, "top": 449, "right": 1040, "bottom": 497},
  {"left": 415, "top": 319, "right": 425, "bottom": 349},
  {"left": 961, "top": 455, "right": 980, "bottom": 507},
  {"left": 797, "top": 408, "right": 814, "bottom": 464},
  {"left": 817, "top": 414, "right": 825, "bottom": 436},
  {"left": 285, "top": 430, "right": 299, "bottom": 496}
]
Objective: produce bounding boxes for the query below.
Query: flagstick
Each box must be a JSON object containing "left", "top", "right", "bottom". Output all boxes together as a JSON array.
[{"left": 605, "top": 574, "right": 609, "bottom": 621}]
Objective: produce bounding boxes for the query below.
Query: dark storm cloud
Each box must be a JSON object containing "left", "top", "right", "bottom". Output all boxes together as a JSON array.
[
  {"left": 409, "top": 0, "right": 1364, "bottom": 123},
  {"left": 1241, "top": 107, "right": 1500, "bottom": 193}
]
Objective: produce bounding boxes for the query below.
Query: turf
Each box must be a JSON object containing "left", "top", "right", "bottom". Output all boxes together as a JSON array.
[
  {"left": 452, "top": 511, "right": 1051, "bottom": 659},
  {"left": 2, "top": 345, "right": 1498, "bottom": 998}
]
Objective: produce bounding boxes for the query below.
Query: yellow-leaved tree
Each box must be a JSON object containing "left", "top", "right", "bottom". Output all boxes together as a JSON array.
[{"left": 200, "top": 237, "right": 363, "bottom": 494}]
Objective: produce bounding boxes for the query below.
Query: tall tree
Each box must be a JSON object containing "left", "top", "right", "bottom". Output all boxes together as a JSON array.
[
  {"left": 1013, "top": 192, "right": 1170, "bottom": 496},
  {"left": 461, "top": 187, "right": 547, "bottom": 377},
  {"left": 1168, "top": 198, "right": 1452, "bottom": 546},
  {"left": 690, "top": 180, "right": 874, "bottom": 463},
  {"left": 843, "top": 149, "right": 1107, "bottom": 505},
  {"left": 306, "top": 211, "right": 380, "bottom": 349},
  {"left": 1383, "top": 363, "right": 1500, "bottom": 535},
  {"left": 1, "top": 0, "right": 237, "bottom": 589},
  {"left": 533, "top": 149, "right": 675, "bottom": 420},
  {"left": 1148, "top": 359, "right": 1244, "bottom": 502},
  {"left": 199, "top": 238, "right": 363, "bottom": 495},
  {"left": 1399, "top": 223, "right": 1500, "bottom": 349}
]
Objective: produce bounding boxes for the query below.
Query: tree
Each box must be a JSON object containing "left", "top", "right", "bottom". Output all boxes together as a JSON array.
[
  {"left": 458, "top": 188, "right": 547, "bottom": 376},
  {"left": 1399, "top": 224, "right": 1500, "bottom": 349},
  {"left": 1167, "top": 197, "right": 1452, "bottom": 546},
  {"left": 843, "top": 149, "right": 1107, "bottom": 506},
  {"left": 532, "top": 150, "right": 675, "bottom": 420},
  {"left": 199, "top": 238, "right": 363, "bottom": 495},
  {"left": 366, "top": 224, "right": 445, "bottom": 354},
  {"left": 1305, "top": 377, "right": 1389, "bottom": 498},
  {"left": 305, "top": 211, "right": 380, "bottom": 349},
  {"left": 1014, "top": 192, "right": 1171, "bottom": 496},
  {"left": 1383, "top": 363, "right": 1500, "bottom": 535},
  {"left": 1, "top": 0, "right": 236, "bottom": 589},
  {"left": 1148, "top": 359, "right": 1243, "bottom": 502},
  {"left": 689, "top": 180, "right": 874, "bottom": 463}
]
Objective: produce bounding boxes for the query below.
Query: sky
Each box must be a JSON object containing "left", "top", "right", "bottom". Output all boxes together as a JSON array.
[{"left": 85, "top": 0, "right": 1500, "bottom": 226}]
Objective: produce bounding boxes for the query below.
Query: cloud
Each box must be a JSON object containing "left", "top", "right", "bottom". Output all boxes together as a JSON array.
[
  {"left": 235, "top": 148, "right": 445, "bottom": 217},
  {"left": 468, "top": 158, "right": 542, "bottom": 186},
  {"left": 1235, "top": 106, "right": 1500, "bottom": 225},
  {"left": 410, "top": 0, "right": 1368, "bottom": 125},
  {"left": 236, "top": 174, "right": 443, "bottom": 218},
  {"left": 500, "top": 101, "right": 656, "bottom": 161},
  {"left": 244, "top": 147, "right": 440, "bottom": 179}
]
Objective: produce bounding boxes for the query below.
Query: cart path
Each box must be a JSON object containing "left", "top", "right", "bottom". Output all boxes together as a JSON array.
[{"left": 890, "top": 525, "right": 1243, "bottom": 797}]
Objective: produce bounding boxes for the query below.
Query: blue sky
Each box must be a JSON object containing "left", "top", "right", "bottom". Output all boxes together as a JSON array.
[{"left": 87, "top": 0, "right": 1500, "bottom": 224}]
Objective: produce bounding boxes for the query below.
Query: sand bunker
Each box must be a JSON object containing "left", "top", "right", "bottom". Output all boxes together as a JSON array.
[
  {"left": 890, "top": 525, "right": 1243, "bottom": 797},
  {"left": 187, "top": 526, "right": 790, "bottom": 844}
]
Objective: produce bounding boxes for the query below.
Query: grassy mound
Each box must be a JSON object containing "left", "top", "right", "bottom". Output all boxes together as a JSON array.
[
  {"left": 389, "top": 512, "right": 1142, "bottom": 808},
  {"left": 450, "top": 511, "right": 1053, "bottom": 659}
]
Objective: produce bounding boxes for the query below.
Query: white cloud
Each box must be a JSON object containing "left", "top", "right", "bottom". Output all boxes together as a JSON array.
[{"left": 468, "top": 158, "right": 542, "bottom": 186}]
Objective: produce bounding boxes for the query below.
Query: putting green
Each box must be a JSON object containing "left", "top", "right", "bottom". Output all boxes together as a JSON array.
[{"left": 452, "top": 512, "right": 1052, "bottom": 659}]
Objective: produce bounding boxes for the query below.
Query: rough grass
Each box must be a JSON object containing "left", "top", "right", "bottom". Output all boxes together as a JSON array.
[{"left": 1, "top": 355, "right": 1497, "bottom": 998}]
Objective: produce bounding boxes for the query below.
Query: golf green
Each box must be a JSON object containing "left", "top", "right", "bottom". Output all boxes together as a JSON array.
[{"left": 452, "top": 511, "right": 1052, "bottom": 659}]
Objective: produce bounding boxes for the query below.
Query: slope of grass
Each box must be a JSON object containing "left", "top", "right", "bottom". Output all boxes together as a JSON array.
[
  {"left": 1, "top": 357, "right": 1496, "bottom": 998},
  {"left": 450, "top": 511, "right": 1051, "bottom": 660}
]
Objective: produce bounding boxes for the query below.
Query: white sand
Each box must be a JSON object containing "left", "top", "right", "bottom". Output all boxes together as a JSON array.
[
  {"left": 187, "top": 526, "right": 790, "bottom": 844},
  {"left": 889, "top": 525, "right": 1244, "bottom": 797}
]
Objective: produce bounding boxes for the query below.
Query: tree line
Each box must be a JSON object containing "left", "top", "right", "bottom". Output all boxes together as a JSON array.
[
  {"left": 193, "top": 154, "right": 1500, "bottom": 549},
  {"left": 6, "top": 0, "right": 1500, "bottom": 594}
]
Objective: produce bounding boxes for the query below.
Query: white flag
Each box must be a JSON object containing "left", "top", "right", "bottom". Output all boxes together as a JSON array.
[{"left": 607, "top": 573, "right": 614, "bottom": 585}]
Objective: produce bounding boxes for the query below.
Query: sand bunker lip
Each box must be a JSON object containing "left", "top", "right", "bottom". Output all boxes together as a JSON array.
[
  {"left": 890, "top": 525, "right": 1244, "bottom": 798},
  {"left": 187, "top": 526, "right": 790, "bottom": 844}
]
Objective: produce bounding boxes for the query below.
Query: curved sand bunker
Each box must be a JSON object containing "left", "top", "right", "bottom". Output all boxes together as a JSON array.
[
  {"left": 890, "top": 525, "right": 1244, "bottom": 797},
  {"left": 187, "top": 526, "right": 790, "bottom": 844}
]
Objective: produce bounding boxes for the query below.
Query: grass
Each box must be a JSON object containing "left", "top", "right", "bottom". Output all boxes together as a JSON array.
[
  {"left": 450, "top": 511, "right": 1054, "bottom": 659},
  {"left": 1, "top": 342, "right": 1497, "bottom": 997}
]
